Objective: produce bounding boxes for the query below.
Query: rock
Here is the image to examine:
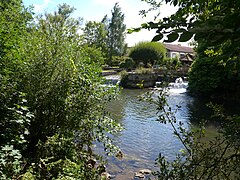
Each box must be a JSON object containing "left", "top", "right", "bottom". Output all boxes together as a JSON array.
[
  {"left": 97, "top": 164, "right": 106, "bottom": 174},
  {"left": 115, "top": 150, "right": 123, "bottom": 159},
  {"left": 139, "top": 169, "right": 152, "bottom": 174},
  {"left": 135, "top": 172, "right": 145, "bottom": 178},
  {"left": 87, "top": 158, "right": 96, "bottom": 168},
  {"left": 101, "top": 172, "right": 112, "bottom": 179}
]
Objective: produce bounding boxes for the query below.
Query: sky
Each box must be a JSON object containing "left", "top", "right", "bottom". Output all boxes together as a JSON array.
[{"left": 23, "top": 0, "right": 179, "bottom": 47}]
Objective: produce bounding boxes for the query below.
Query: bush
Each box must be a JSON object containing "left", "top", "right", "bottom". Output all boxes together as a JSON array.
[
  {"left": 119, "top": 57, "right": 135, "bottom": 69},
  {"left": 135, "top": 67, "right": 153, "bottom": 74},
  {"left": 188, "top": 57, "right": 224, "bottom": 95},
  {"left": 140, "top": 89, "right": 240, "bottom": 180},
  {"left": 1, "top": 3, "right": 122, "bottom": 179},
  {"left": 163, "top": 57, "right": 182, "bottom": 70},
  {"left": 109, "top": 56, "right": 133, "bottom": 67},
  {"left": 119, "top": 70, "right": 128, "bottom": 87},
  {"left": 129, "top": 41, "right": 166, "bottom": 66}
]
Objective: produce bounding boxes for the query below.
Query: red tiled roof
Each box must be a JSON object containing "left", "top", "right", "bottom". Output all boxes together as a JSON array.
[{"left": 164, "top": 43, "right": 194, "bottom": 53}]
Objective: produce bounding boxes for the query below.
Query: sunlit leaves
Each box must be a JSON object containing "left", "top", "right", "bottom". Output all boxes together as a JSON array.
[
  {"left": 1, "top": 2, "right": 122, "bottom": 179},
  {"left": 127, "top": 27, "right": 141, "bottom": 34}
]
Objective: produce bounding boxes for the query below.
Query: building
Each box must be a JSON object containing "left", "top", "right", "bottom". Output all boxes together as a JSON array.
[{"left": 164, "top": 43, "right": 195, "bottom": 65}]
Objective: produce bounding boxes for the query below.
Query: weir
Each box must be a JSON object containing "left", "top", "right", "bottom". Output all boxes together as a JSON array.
[{"left": 104, "top": 75, "right": 121, "bottom": 86}]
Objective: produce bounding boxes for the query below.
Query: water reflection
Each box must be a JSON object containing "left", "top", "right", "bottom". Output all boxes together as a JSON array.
[
  {"left": 106, "top": 89, "right": 192, "bottom": 179},
  {"left": 103, "top": 83, "right": 240, "bottom": 179}
]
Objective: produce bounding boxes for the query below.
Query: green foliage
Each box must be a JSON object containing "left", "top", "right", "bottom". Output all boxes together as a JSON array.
[
  {"left": 110, "top": 56, "right": 133, "bottom": 67},
  {"left": 136, "top": 0, "right": 240, "bottom": 52},
  {"left": 119, "top": 70, "right": 129, "bottom": 87},
  {"left": 135, "top": 67, "right": 153, "bottom": 74},
  {"left": 81, "top": 44, "right": 106, "bottom": 65},
  {"left": 0, "top": 1, "right": 33, "bottom": 178},
  {"left": 129, "top": 41, "right": 166, "bottom": 66},
  {"left": 82, "top": 20, "right": 108, "bottom": 61},
  {"left": 188, "top": 57, "right": 224, "bottom": 95},
  {"left": 119, "top": 57, "right": 135, "bottom": 69},
  {"left": 163, "top": 57, "right": 182, "bottom": 70},
  {"left": 140, "top": 89, "right": 240, "bottom": 179},
  {"left": 82, "top": 3, "right": 127, "bottom": 65},
  {"left": 0, "top": 97, "right": 32, "bottom": 179},
  {"left": 135, "top": 0, "right": 240, "bottom": 97},
  {"left": 188, "top": 40, "right": 240, "bottom": 97},
  {"left": 21, "top": 4, "right": 121, "bottom": 178},
  {"left": 0, "top": 145, "right": 22, "bottom": 179},
  {"left": 1, "top": 2, "right": 122, "bottom": 179}
]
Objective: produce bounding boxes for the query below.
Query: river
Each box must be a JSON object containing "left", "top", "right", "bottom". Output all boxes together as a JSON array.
[{"left": 100, "top": 77, "right": 238, "bottom": 179}]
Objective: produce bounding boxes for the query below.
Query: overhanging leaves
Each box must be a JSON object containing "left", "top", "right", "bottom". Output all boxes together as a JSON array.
[
  {"left": 179, "top": 31, "right": 194, "bottom": 42},
  {"left": 164, "top": 32, "right": 179, "bottom": 42},
  {"left": 152, "top": 33, "right": 164, "bottom": 42}
]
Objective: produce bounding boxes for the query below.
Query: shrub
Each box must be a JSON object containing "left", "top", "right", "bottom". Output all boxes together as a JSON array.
[
  {"left": 163, "top": 57, "right": 182, "bottom": 70},
  {"left": 135, "top": 67, "right": 153, "bottom": 74},
  {"left": 119, "top": 57, "right": 135, "bottom": 69},
  {"left": 140, "top": 88, "right": 240, "bottom": 180},
  {"left": 109, "top": 56, "right": 133, "bottom": 67},
  {"left": 129, "top": 41, "right": 166, "bottom": 66},
  {"left": 1, "top": 3, "right": 122, "bottom": 179},
  {"left": 188, "top": 57, "right": 224, "bottom": 95},
  {"left": 119, "top": 70, "right": 128, "bottom": 87}
]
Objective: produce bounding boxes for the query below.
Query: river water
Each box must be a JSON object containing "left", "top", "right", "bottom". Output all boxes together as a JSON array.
[
  {"left": 102, "top": 81, "right": 191, "bottom": 179},
  {"left": 100, "top": 77, "right": 237, "bottom": 179}
]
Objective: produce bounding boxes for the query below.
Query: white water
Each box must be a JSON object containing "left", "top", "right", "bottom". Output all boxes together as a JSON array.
[
  {"left": 156, "top": 77, "right": 188, "bottom": 94},
  {"left": 104, "top": 75, "right": 121, "bottom": 86},
  {"left": 168, "top": 77, "right": 188, "bottom": 94}
]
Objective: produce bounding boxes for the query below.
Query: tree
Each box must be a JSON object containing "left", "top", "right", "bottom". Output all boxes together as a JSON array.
[
  {"left": 82, "top": 20, "right": 108, "bottom": 55},
  {"left": 130, "top": 0, "right": 240, "bottom": 97},
  {"left": 21, "top": 4, "right": 122, "bottom": 178},
  {"left": 131, "top": 1, "right": 240, "bottom": 178},
  {"left": 1, "top": 2, "right": 122, "bottom": 179},
  {"left": 0, "top": 1, "right": 33, "bottom": 178},
  {"left": 107, "top": 3, "right": 127, "bottom": 60}
]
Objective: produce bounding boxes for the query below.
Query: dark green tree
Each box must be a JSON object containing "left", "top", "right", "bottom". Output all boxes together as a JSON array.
[{"left": 0, "top": 0, "right": 33, "bottom": 178}]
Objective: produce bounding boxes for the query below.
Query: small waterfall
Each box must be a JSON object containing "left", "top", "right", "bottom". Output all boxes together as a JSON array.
[
  {"left": 104, "top": 75, "right": 121, "bottom": 86},
  {"left": 155, "top": 77, "right": 188, "bottom": 93},
  {"left": 168, "top": 77, "right": 188, "bottom": 93}
]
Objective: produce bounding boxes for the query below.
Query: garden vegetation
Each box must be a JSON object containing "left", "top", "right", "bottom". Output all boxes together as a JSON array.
[
  {"left": 0, "top": 1, "right": 121, "bottom": 179},
  {"left": 128, "top": 41, "right": 166, "bottom": 67}
]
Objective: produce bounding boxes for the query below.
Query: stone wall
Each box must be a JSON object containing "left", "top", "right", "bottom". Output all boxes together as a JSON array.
[{"left": 120, "top": 73, "right": 158, "bottom": 88}]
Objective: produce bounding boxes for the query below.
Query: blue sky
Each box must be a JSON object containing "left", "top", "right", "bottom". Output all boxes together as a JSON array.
[{"left": 23, "top": 0, "right": 178, "bottom": 46}]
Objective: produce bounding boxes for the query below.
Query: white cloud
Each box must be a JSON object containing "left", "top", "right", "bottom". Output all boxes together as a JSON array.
[{"left": 34, "top": 0, "right": 54, "bottom": 13}]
